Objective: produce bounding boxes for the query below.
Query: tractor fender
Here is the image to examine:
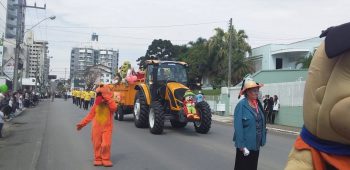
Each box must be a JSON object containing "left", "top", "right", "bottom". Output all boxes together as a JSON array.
[{"left": 135, "top": 84, "right": 151, "bottom": 105}]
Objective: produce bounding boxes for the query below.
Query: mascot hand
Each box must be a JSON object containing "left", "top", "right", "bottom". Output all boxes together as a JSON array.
[{"left": 76, "top": 123, "right": 84, "bottom": 131}]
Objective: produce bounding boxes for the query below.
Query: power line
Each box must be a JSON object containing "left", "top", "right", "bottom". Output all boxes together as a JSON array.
[
  {"left": 35, "top": 25, "right": 314, "bottom": 43},
  {"left": 48, "top": 40, "right": 150, "bottom": 46},
  {"left": 25, "top": 20, "right": 226, "bottom": 29},
  {"left": 45, "top": 28, "right": 191, "bottom": 42}
]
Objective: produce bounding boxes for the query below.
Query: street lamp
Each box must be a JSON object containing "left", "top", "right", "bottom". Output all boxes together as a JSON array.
[
  {"left": 25, "top": 16, "right": 56, "bottom": 33},
  {"left": 13, "top": 15, "right": 56, "bottom": 92}
]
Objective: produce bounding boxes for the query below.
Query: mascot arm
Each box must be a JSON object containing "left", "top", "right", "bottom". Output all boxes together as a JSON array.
[
  {"left": 78, "top": 105, "right": 97, "bottom": 127},
  {"left": 233, "top": 103, "right": 245, "bottom": 149},
  {"left": 285, "top": 147, "right": 314, "bottom": 170},
  {"left": 103, "top": 94, "right": 117, "bottom": 113}
]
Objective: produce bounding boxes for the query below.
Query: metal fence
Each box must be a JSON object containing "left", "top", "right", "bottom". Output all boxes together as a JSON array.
[
  {"left": 205, "top": 95, "right": 221, "bottom": 112},
  {"left": 259, "top": 81, "right": 305, "bottom": 107},
  {"left": 205, "top": 81, "right": 306, "bottom": 115}
]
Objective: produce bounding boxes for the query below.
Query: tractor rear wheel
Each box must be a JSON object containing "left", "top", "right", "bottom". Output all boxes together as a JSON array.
[
  {"left": 134, "top": 91, "right": 149, "bottom": 128},
  {"left": 194, "top": 101, "right": 212, "bottom": 134},
  {"left": 149, "top": 101, "right": 165, "bottom": 134},
  {"left": 170, "top": 120, "right": 187, "bottom": 128}
]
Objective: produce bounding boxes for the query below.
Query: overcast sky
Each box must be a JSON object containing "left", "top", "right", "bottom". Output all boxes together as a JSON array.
[{"left": 24, "top": 0, "right": 350, "bottom": 78}]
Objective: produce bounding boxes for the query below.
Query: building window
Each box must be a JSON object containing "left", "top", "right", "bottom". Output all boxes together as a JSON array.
[{"left": 276, "top": 58, "right": 283, "bottom": 69}]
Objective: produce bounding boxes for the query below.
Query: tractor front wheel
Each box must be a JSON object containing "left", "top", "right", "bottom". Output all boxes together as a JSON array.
[
  {"left": 149, "top": 101, "right": 165, "bottom": 134},
  {"left": 194, "top": 101, "right": 212, "bottom": 134}
]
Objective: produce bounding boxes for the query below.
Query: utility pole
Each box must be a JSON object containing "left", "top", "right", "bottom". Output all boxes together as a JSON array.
[
  {"left": 226, "top": 18, "right": 234, "bottom": 116},
  {"left": 228, "top": 18, "right": 233, "bottom": 97},
  {"left": 0, "top": 34, "right": 4, "bottom": 76},
  {"left": 13, "top": 1, "right": 46, "bottom": 92},
  {"left": 64, "top": 67, "right": 67, "bottom": 80},
  {"left": 64, "top": 67, "right": 67, "bottom": 86}
]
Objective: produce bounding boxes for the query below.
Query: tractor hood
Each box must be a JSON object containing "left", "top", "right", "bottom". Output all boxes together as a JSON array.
[{"left": 166, "top": 82, "right": 190, "bottom": 110}]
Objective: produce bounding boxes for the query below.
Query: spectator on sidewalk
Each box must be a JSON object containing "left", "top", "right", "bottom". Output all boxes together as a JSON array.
[
  {"left": 18, "top": 94, "right": 23, "bottom": 111},
  {"left": 233, "top": 80, "right": 266, "bottom": 170},
  {"left": 24, "top": 92, "right": 30, "bottom": 108},
  {"left": 263, "top": 95, "right": 269, "bottom": 123},
  {"left": 267, "top": 96, "right": 274, "bottom": 124},
  {"left": 271, "top": 95, "right": 280, "bottom": 124},
  {"left": 0, "top": 108, "right": 4, "bottom": 138},
  {"left": 9, "top": 96, "right": 15, "bottom": 116}
]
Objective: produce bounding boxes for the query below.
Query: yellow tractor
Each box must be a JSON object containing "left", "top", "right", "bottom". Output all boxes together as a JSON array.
[
  {"left": 131, "top": 60, "right": 212, "bottom": 134},
  {"left": 112, "top": 60, "right": 212, "bottom": 134}
]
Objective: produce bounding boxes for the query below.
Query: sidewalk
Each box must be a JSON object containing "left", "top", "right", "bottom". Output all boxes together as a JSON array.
[
  {"left": 212, "top": 114, "right": 301, "bottom": 135},
  {"left": 1, "top": 108, "right": 27, "bottom": 138},
  {"left": 0, "top": 103, "right": 47, "bottom": 170}
]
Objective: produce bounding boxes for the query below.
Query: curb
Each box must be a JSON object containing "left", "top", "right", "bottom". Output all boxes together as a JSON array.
[
  {"left": 212, "top": 118, "right": 300, "bottom": 136},
  {"left": 266, "top": 127, "right": 300, "bottom": 135},
  {"left": 5, "top": 108, "right": 26, "bottom": 122}
]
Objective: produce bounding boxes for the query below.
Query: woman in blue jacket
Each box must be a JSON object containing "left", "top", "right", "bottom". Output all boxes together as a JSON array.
[{"left": 233, "top": 80, "right": 266, "bottom": 170}]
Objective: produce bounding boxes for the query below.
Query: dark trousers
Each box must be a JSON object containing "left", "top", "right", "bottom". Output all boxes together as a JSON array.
[
  {"left": 264, "top": 110, "right": 268, "bottom": 124},
  {"left": 72, "top": 97, "right": 75, "bottom": 104},
  {"left": 271, "top": 110, "right": 278, "bottom": 124},
  {"left": 79, "top": 99, "right": 83, "bottom": 108},
  {"left": 84, "top": 100, "right": 89, "bottom": 110},
  {"left": 234, "top": 148, "right": 260, "bottom": 170},
  {"left": 267, "top": 110, "right": 274, "bottom": 124},
  {"left": 90, "top": 98, "right": 95, "bottom": 106},
  {"left": 0, "top": 123, "right": 3, "bottom": 138}
]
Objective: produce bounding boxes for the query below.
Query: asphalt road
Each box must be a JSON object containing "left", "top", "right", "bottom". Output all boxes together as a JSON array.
[{"left": 1, "top": 99, "right": 297, "bottom": 170}]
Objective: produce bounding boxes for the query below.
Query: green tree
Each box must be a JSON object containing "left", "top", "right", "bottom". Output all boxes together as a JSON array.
[
  {"left": 136, "top": 39, "right": 176, "bottom": 68},
  {"left": 207, "top": 27, "right": 254, "bottom": 87},
  {"left": 296, "top": 51, "right": 315, "bottom": 69},
  {"left": 173, "top": 44, "right": 189, "bottom": 60},
  {"left": 178, "top": 38, "right": 209, "bottom": 83}
]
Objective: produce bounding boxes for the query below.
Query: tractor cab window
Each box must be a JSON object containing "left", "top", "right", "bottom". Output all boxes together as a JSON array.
[
  {"left": 157, "top": 63, "right": 187, "bottom": 84},
  {"left": 145, "top": 65, "right": 154, "bottom": 85}
]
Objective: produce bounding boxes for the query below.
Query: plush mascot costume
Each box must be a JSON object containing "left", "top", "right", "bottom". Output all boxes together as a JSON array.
[
  {"left": 285, "top": 22, "right": 350, "bottom": 170},
  {"left": 76, "top": 84, "right": 117, "bottom": 167}
]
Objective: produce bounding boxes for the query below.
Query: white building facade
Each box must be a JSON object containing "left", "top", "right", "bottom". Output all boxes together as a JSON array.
[
  {"left": 249, "top": 37, "right": 324, "bottom": 72},
  {"left": 26, "top": 31, "right": 50, "bottom": 86}
]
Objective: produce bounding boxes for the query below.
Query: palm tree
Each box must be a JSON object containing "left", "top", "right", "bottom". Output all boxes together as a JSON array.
[
  {"left": 207, "top": 26, "right": 254, "bottom": 87},
  {"left": 296, "top": 52, "right": 314, "bottom": 69}
]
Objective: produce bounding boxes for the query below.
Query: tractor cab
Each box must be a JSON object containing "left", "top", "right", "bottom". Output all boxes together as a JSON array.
[{"left": 144, "top": 60, "right": 189, "bottom": 102}]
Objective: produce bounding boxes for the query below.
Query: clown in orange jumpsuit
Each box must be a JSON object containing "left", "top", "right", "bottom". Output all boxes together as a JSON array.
[{"left": 76, "top": 84, "right": 117, "bottom": 167}]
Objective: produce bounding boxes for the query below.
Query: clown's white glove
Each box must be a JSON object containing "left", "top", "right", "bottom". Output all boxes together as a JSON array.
[{"left": 243, "top": 147, "right": 250, "bottom": 156}]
